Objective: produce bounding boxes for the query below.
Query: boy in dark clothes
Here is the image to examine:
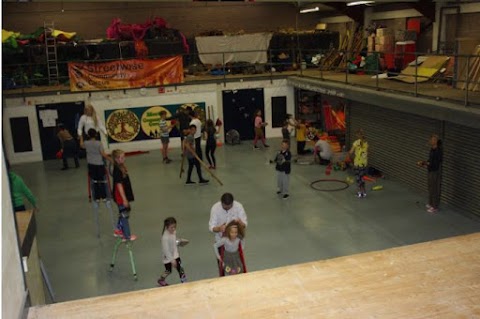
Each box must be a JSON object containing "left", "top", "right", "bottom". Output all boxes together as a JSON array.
[
  {"left": 183, "top": 125, "right": 209, "bottom": 185},
  {"left": 272, "top": 139, "right": 292, "bottom": 199}
]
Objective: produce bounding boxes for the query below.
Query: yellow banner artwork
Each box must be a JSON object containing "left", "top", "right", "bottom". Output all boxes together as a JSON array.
[{"left": 68, "top": 56, "right": 184, "bottom": 92}]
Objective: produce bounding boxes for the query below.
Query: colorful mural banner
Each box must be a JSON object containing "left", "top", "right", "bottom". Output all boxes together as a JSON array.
[
  {"left": 105, "top": 102, "right": 205, "bottom": 144},
  {"left": 68, "top": 56, "right": 184, "bottom": 92}
]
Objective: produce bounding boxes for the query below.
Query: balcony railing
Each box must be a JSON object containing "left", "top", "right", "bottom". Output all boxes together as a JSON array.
[{"left": 3, "top": 44, "right": 480, "bottom": 107}]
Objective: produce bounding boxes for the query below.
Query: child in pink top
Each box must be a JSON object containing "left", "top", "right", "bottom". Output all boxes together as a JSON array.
[{"left": 253, "top": 110, "right": 269, "bottom": 149}]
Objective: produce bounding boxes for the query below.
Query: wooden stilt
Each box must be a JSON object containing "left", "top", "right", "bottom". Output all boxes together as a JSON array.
[{"left": 179, "top": 154, "right": 186, "bottom": 179}]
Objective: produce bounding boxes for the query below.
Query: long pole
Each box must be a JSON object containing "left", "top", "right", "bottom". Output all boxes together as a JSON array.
[
  {"left": 179, "top": 152, "right": 186, "bottom": 179},
  {"left": 184, "top": 143, "right": 223, "bottom": 186}
]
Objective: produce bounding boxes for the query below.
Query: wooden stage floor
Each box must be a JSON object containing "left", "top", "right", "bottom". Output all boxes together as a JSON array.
[{"left": 28, "top": 232, "right": 480, "bottom": 319}]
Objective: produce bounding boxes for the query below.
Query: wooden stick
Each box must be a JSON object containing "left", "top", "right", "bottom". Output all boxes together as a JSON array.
[
  {"left": 184, "top": 143, "right": 223, "bottom": 186},
  {"left": 179, "top": 152, "right": 186, "bottom": 179},
  {"left": 467, "top": 58, "right": 480, "bottom": 91},
  {"left": 463, "top": 56, "right": 480, "bottom": 90},
  {"left": 471, "top": 77, "right": 480, "bottom": 92},
  {"left": 470, "top": 57, "right": 480, "bottom": 90}
]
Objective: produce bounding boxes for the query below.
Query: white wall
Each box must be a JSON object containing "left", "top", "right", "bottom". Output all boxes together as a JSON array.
[
  {"left": 2, "top": 156, "right": 28, "bottom": 319},
  {"left": 3, "top": 79, "right": 294, "bottom": 164}
]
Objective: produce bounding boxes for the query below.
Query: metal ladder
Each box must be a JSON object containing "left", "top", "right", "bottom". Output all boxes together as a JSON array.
[{"left": 44, "top": 21, "right": 59, "bottom": 85}]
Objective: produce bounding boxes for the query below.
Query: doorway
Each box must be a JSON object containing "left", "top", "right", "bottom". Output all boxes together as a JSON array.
[
  {"left": 36, "top": 101, "right": 85, "bottom": 160},
  {"left": 222, "top": 88, "right": 264, "bottom": 141}
]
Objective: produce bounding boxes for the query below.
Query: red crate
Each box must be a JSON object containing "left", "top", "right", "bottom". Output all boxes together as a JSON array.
[
  {"left": 385, "top": 53, "right": 395, "bottom": 69},
  {"left": 395, "top": 41, "right": 416, "bottom": 69},
  {"left": 407, "top": 18, "right": 421, "bottom": 34}
]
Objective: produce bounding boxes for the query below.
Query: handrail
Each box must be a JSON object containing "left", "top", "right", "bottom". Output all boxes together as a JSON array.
[{"left": 3, "top": 44, "right": 480, "bottom": 107}]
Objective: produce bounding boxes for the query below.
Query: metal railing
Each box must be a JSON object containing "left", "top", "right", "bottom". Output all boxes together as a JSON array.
[{"left": 3, "top": 43, "right": 480, "bottom": 107}]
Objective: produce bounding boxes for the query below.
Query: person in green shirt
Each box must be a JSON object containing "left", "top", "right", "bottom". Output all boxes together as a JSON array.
[{"left": 7, "top": 162, "right": 38, "bottom": 212}]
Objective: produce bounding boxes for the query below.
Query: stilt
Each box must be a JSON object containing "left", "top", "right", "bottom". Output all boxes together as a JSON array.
[
  {"left": 89, "top": 168, "right": 116, "bottom": 237},
  {"left": 109, "top": 237, "right": 137, "bottom": 280},
  {"left": 91, "top": 200, "right": 100, "bottom": 238}
]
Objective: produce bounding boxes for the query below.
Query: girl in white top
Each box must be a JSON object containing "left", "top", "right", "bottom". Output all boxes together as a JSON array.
[
  {"left": 158, "top": 217, "right": 187, "bottom": 286},
  {"left": 77, "top": 104, "right": 107, "bottom": 147},
  {"left": 214, "top": 220, "right": 247, "bottom": 276}
]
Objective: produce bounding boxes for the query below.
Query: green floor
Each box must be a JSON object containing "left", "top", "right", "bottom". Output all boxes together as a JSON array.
[{"left": 13, "top": 138, "right": 480, "bottom": 302}]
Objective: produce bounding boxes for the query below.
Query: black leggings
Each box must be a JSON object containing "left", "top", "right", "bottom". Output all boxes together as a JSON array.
[
  {"left": 187, "top": 158, "right": 204, "bottom": 181},
  {"left": 160, "top": 258, "right": 185, "bottom": 280},
  {"left": 354, "top": 166, "right": 367, "bottom": 190},
  {"left": 297, "top": 141, "right": 306, "bottom": 155},
  {"left": 88, "top": 164, "right": 107, "bottom": 200},
  {"left": 205, "top": 142, "right": 216, "bottom": 167}
]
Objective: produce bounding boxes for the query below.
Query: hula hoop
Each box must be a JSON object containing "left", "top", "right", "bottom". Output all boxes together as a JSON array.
[{"left": 310, "top": 179, "right": 350, "bottom": 192}]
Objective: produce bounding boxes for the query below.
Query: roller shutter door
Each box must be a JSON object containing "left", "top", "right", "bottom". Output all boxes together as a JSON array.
[
  {"left": 442, "top": 123, "right": 480, "bottom": 217},
  {"left": 348, "top": 103, "right": 442, "bottom": 195}
]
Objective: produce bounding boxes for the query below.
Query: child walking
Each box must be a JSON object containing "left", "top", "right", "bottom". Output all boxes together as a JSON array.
[
  {"left": 213, "top": 220, "right": 246, "bottom": 276},
  {"left": 204, "top": 119, "right": 218, "bottom": 169},
  {"left": 184, "top": 125, "right": 209, "bottom": 185},
  {"left": 111, "top": 149, "right": 136, "bottom": 240},
  {"left": 158, "top": 217, "right": 187, "bottom": 286},
  {"left": 273, "top": 140, "right": 292, "bottom": 199},
  {"left": 159, "top": 111, "right": 172, "bottom": 164},
  {"left": 253, "top": 109, "right": 269, "bottom": 149},
  {"left": 349, "top": 129, "right": 369, "bottom": 198}
]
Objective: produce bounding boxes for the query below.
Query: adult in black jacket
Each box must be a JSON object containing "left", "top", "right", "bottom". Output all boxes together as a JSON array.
[{"left": 417, "top": 134, "right": 443, "bottom": 213}]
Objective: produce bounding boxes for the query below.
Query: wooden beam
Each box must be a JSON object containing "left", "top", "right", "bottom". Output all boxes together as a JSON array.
[
  {"left": 324, "top": 2, "right": 364, "bottom": 25},
  {"left": 411, "top": 0, "right": 435, "bottom": 22}
]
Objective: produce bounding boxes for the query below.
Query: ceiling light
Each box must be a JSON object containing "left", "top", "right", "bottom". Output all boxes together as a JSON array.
[
  {"left": 300, "top": 7, "right": 319, "bottom": 13},
  {"left": 347, "top": 1, "right": 375, "bottom": 6}
]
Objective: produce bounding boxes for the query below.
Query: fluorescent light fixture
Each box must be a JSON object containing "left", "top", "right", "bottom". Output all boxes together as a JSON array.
[
  {"left": 347, "top": 1, "right": 375, "bottom": 6},
  {"left": 300, "top": 7, "right": 319, "bottom": 13}
]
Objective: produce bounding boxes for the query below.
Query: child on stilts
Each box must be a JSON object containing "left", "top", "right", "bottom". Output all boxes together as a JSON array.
[
  {"left": 111, "top": 149, "right": 136, "bottom": 240},
  {"left": 84, "top": 128, "right": 115, "bottom": 236}
]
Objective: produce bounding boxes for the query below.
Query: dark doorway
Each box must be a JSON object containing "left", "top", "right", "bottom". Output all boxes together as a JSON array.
[
  {"left": 222, "top": 88, "right": 264, "bottom": 141},
  {"left": 36, "top": 102, "right": 85, "bottom": 160},
  {"left": 10, "top": 117, "right": 33, "bottom": 153},
  {"left": 271, "top": 96, "right": 287, "bottom": 128}
]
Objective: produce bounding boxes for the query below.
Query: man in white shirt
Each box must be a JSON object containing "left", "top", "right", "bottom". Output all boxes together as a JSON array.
[
  {"left": 209, "top": 193, "right": 248, "bottom": 243},
  {"left": 189, "top": 110, "right": 203, "bottom": 160}
]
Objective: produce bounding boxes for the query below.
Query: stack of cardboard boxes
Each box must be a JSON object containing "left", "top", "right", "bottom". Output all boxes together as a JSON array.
[{"left": 374, "top": 28, "right": 395, "bottom": 54}]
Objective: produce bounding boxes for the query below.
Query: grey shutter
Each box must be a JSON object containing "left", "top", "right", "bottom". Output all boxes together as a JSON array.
[
  {"left": 348, "top": 103, "right": 442, "bottom": 195},
  {"left": 442, "top": 123, "right": 480, "bottom": 217}
]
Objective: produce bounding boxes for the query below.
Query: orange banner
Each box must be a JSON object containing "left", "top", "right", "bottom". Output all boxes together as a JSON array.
[{"left": 68, "top": 56, "right": 184, "bottom": 92}]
